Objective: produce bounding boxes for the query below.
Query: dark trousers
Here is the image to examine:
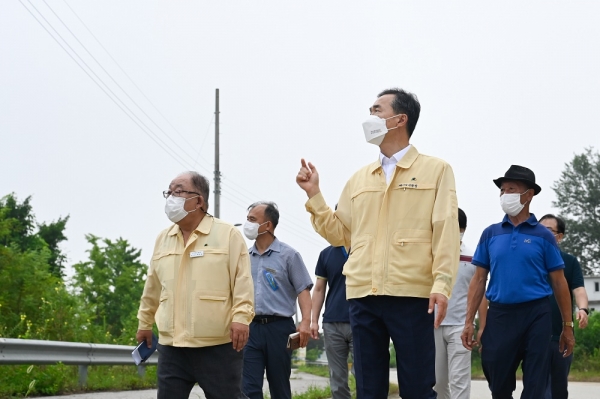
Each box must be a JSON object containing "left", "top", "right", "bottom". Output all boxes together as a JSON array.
[
  {"left": 243, "top": 317, "right": 296, "bottom": 399},
  {"left": 544, "top": 340, "right": 573, "bottom": 399},
  {"left": 481, "top": 297, "right": 552, "bottom": 399},
  {"left": 157, "top": 343, "right": 246, "bottom": 399},
  {"left": 349, "top": 296, "right": 436, "bottom": 399}
]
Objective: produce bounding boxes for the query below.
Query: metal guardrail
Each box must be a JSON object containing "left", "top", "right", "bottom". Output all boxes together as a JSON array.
[{"left": 0, "top": 338, "right": 158, "bottom": 385}]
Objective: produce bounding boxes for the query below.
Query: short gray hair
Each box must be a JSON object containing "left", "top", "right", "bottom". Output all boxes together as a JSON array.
[
  {"left": 182, "top": 171, "right": 210, "bottom": 209},
  {"left": 247, "top": 201, "right": 279, "bottom": 228}
]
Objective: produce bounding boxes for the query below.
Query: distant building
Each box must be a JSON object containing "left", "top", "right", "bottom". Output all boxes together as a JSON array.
[{"left": 583, "top": 276, "right": 600, "bottom": 313}]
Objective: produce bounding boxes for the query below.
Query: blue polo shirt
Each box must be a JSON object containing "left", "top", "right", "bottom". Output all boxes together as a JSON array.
[
  {"left": 315, "top": 246, "right": 350, "bottom": 323},
  {"left": 472, "top": 214, "right": 564, "bottom": 304}
]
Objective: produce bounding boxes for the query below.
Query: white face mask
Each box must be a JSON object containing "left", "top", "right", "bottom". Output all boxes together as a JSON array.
[
  {"left": 243, "top": 221, "right": 268, "bottom": 240},
  {"left": 362, "top": 114, "right": 401, "bottom": 146},
  {"left": 459, "top": 232, "right": 464, "bottom": 242},
  {"left": 500, "top": 189, "right": 529, "bottom": 216},
  {"left": 164, "top": 195, "right": 198, "bottom": 223}
]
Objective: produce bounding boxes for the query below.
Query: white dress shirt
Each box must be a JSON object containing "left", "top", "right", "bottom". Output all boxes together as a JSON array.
[{"left": 379, "top": 144, "right": 411, "bottom": 184}]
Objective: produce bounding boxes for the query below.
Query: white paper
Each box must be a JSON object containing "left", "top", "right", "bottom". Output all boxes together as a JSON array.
[{"left": 131, "top": 347, "right": 143, "bottom": 365}]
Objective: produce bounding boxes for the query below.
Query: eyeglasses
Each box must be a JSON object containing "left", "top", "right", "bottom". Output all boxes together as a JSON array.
[
  {"left": 545, "top": 227, "right": 560, "bottom": 236},
  {"left": 163, "top": 190, "right": 200, "bottom": 198}
]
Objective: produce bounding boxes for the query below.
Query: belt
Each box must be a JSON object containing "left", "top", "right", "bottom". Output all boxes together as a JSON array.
[{"left": 252, "top": 315, "right": 290, "bottom": 324}]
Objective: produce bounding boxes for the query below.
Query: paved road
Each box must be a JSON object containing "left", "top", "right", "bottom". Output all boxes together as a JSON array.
[
  {"left": 389, "top": 369, "right": 600, "bottom": 398},
  {"left": 40, "top": 370, "right": 330, "bottom": 399},
  {"left": 39, "top": 368, "right": 600, "bottom": 398}
]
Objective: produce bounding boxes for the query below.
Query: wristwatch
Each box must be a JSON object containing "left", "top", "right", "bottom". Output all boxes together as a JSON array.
[
  {"left": 563, "top": 321, "right": 574, "bottom": 327},
  {"left": 580, "top": 308, "right": 589, "bottom": 315}
]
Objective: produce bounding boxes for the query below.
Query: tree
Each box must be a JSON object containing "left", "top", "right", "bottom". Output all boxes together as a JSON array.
[
  {"left": 551, "top": 148, "right": 600, "bottom": 275},
  {"left": 72, "top": 235, "right": 147, "bottom": 343},
  {"left": 0, "top": 194, "right": 79, "bottom": 340},
  {"left": 0, "top": 193, "right": 69, "bottom": 277}
]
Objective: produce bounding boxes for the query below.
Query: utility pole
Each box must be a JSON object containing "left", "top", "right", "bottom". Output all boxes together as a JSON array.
[{"left": 214, "top": 88, "right": 221, "bottom": 218}]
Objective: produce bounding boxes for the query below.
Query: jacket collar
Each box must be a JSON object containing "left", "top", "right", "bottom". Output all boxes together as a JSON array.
[
  {"left": 167, "top": 215, "right": 214, "bottom": 236},
  {"left": 369, "top": 145, "right": 420, "bottom": 174}
]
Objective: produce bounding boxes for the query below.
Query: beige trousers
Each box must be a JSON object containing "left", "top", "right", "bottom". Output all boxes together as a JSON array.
[{"left": 434, "top": 325, "right": 472, "bottom": 399}]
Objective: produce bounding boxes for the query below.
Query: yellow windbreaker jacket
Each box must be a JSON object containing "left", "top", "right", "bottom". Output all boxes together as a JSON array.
[
  {"left": 137, "top": 216, "right": 254, "bottom": 347},
  {"left": 305, "top": 146, "right": 460, "bottom": 300}
]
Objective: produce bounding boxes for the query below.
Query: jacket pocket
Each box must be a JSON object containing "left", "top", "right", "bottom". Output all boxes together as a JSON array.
[
  {"left": 192, "top": 290, "right": 231, "bottom": 338},
  {"left": 190, "top": 248, "right": 229, "bottom": 282},
  {"left": 156, "top": 290, "right": 173, "bottom": 334},
  {"left": 344, "top": 237, "right": 372, "bottom": 287},
  {"left": 151, "top": 251, "right": 179, "bottom": 281},
  {"left": 387, "top": 231, "right": 433, "bottom": 286}
]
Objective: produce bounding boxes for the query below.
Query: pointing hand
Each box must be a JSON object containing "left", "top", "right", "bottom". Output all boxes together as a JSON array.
[{"left": 296, "top": 158, "right": 321, "bottom": 198}]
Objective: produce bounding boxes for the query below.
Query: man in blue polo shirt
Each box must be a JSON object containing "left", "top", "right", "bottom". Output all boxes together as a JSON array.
[
  {"left": 461, "top": 165, "right": 575, "bottom": 399},
  {"left": 311, "top": 243, "right": 353, "bottom": 399}
]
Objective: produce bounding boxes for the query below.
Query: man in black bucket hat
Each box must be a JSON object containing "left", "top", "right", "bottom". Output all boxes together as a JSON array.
[{"left": 461, "top": 165, "right": 575, "bottom": 399}]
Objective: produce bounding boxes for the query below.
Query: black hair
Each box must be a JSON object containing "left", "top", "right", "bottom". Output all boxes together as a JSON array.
[
  {"left": 377, "top": 88, "right": 421, "bottom": 137},
  {"left": 458, "top": 208, "right": 467, "bottom": 230},
  {"left": 247, "top": 201, "right": 279, "bottom": 229},
  {"left": 539, "top": 214, "right": 566, "bottom": 234}
]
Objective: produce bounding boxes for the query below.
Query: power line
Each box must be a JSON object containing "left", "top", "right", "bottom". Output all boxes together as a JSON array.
[
  {"left": 24, "top": 0, "right": 194, "bottom": 170},
  {"left": 220, "top": 192, "right": 326, "bottom": 249},
  {"left": 194, "top": 113, "right": 214, "bottom": 169},
  {"left": 18, "top": 0, "right": 191, "bottom": 171},
  {"left": 42, "top": 0, "right": 199, "bottom": 167},
  {"left": 61, "top": 0, "right": 198, "bottom": 152},
  {"left": 220, "top": 175, "right": 329, "bottom": 236},
  {"left": 19, "top": 1, "right": 328, "bottom": 248}
]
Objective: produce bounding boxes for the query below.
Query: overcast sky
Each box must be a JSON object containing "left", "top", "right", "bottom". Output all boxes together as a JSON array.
[{"left": 1, "top": 1, "right": 599, "bottom": 285}]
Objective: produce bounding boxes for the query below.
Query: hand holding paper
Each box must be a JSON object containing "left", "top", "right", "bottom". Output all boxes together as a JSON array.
[
  {"left": 287, "top": 332, "right": 300, "bottom": 350},
  {"left": 132, "top": 333, "right": 158, "bottom": 365}
]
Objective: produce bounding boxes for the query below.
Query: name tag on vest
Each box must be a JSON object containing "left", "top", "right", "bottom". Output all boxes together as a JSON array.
[{"left": 190, "top": 251, "right": 204, "bottom": 258}]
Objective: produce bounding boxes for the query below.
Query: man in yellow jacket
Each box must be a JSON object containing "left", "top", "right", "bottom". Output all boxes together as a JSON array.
[
  {"left": 137, "top": 171, "right": 254, "bottom": 399},
  {"left": 297, "top": 88, "right": 460, "bottom": 399}
]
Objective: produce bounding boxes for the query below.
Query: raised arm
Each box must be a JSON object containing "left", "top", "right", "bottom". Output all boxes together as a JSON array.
[
  {"left": 296, "top": 158, "right": 321, "bottom": 199},
  {"left": 298, "top": 159, "right": 351, "bottom": 247}
]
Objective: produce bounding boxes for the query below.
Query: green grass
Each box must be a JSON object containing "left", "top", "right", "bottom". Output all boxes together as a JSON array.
[
  {"left": 0, "top": 364, "right": 157, "bottom": 398},
  {"left": 297, "top": 364, "right": 399, "bottom": 397},
  {"left": 471, "top": 354, "right": 600, "bottom": 382},
  {"left": 297, "top": 364, "right": 330, "bottom": 378},
  {"left": 292, "top": 385, "right": 332, "bottom": 399}
]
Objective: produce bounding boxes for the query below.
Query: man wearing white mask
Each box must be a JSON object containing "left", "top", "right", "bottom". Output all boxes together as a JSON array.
[
  {"left": 296, "top": 88, "right": 460, "bottom": 399},
  {"left": 137, "top": 171, "right": 254, "bottom": 399},
  {"left": 461, "top": 165, "right": 575, "bottom": 399},
  {"left": 242, "top": 201, "right": 313, "bottom": 399}
]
